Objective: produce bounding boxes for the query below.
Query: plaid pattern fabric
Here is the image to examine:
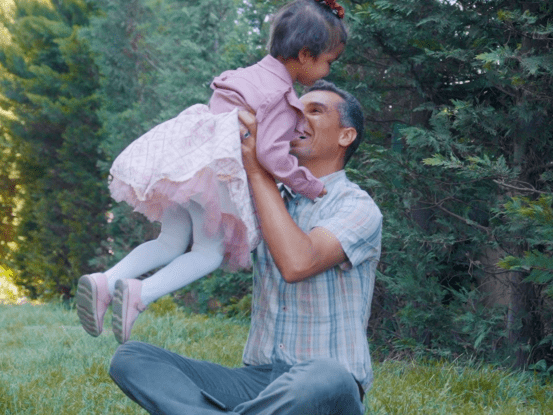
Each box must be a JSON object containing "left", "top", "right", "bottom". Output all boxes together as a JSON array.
[{"left": 242, "top": 170, "right": 382, "bottom": 392}]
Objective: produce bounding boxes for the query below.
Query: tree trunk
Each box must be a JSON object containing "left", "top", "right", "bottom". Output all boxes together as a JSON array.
[
  {"left": 408, "top": 82, "right": 432, "bottom": 230},
  {"left": 477, "top": 0, "right": 547, "bottom": 368},
  {"left": 476, "top": 244, "right": 539, "bottom": 368}
]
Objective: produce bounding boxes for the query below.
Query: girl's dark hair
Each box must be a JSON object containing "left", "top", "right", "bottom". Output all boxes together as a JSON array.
[{"left": 269, "top": 0, "right": 347, "bottom": 60}]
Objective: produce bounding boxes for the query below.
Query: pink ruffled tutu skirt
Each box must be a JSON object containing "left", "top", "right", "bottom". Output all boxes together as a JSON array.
[{"left": 108, "top": 104, "right": 261, "bottom": 270}]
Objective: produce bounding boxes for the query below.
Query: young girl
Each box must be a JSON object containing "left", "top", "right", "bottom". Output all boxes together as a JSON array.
[{"left": 76, "top": 0, "right": 347, "bottom": 344}]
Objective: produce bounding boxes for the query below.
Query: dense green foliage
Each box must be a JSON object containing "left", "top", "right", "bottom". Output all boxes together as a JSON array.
[
  {"left": 0, "top": 0, "right": 110, "bottom": 299},
  {"left": 1, "top": 0, "right": 552, "bottom": 372},
  {"left": 0, "top": 264, "right": 21, "bottom": 304},
  {"left": 499, "top": 195, "right": 553, "bottom": 296},
  {"left": 335, "top": 0, "right": 553, "bottom": 368}
]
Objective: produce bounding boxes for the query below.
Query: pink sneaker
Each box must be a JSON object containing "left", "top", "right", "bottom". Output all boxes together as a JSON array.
[
  {"left": 76, "top": 273, "right": 112, "bottom": 337},
  {"left": 112, "top": 279, "right": 147, "bottom": 344}
]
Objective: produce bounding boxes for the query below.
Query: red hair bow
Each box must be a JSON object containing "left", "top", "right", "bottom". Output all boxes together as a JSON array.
[{"left": 316, "top": 0, "right": 345, "bottom": 19}]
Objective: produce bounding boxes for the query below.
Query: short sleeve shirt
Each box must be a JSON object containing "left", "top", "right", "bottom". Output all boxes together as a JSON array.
[{"left": 242, "top": 170, "right": 383, "bottom": 392}]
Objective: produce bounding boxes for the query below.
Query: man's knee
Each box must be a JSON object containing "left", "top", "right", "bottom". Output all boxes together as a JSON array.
[
  {"left": 109, "top": 341, "right": 147, "bottom": 384},
  {"left": 299, "top": 358, "right": 352, "bottom": 382},
  {"left": 294, "top": 358, "right": 359, "bottom": 402}
]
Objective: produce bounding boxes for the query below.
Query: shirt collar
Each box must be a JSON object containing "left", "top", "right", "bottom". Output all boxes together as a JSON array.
[
  {"left": 257, "top": 55, "right": 294, "bottom": 88},
  {"left": 319, "top": 170, "right": 346, "bottom": 186},
  {"left": 279, "top": 183, "right": 296, "bottom": 201}
]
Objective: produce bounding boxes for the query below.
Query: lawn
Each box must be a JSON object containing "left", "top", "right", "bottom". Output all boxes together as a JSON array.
[{"left": 1, "top": 301, "right": 551, "bottom": 414}]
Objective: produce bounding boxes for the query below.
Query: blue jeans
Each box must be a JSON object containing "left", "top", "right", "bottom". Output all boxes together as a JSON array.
[{"left": 110, "top": 341, "right": 365, "bottom": 415}]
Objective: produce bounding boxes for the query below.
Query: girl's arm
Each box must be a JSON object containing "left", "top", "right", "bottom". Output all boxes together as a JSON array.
[{"left": 255, "top": 97, "right": 324, "bottom": 200}]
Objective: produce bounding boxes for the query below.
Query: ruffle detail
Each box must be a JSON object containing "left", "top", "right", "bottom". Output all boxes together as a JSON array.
[{"left": 108, "top": 104, "right": 261, "bottom": 270}]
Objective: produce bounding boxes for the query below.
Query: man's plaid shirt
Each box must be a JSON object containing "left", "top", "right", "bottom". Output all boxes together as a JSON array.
[{"left": 242, "top": 170, "right": 382, "bottom": 392}]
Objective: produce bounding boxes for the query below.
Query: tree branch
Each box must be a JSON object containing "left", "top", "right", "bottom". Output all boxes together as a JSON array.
[
  {"left": 493, "top": 179, "right": 550, "bottom": 194},
  {"left": 527, "top": 161, "right": 553, "bottom": 176},
  {"left": 365, "top": 117, "right": 412, "bottom": 125},
  {"left": 434, "top": 203, "right": 490, "bottom": 234}
]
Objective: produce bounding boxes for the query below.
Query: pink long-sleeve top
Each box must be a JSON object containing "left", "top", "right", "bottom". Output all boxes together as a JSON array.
[{"left": 209, "top": 55, "right": 324, "bottom": 201}]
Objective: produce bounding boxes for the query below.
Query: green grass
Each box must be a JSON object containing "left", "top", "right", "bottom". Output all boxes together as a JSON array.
[
  {"left": 0, "top": 299, "right": 248, "bottom": 414},
  {"left": 1, "top": 301, "right": 552, "bottom": 414},
  {"left": 368, "top": 360, "right": 552, "bottom": 414}
]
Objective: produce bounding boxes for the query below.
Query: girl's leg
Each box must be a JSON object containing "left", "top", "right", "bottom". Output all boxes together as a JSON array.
[
  {"left": 77, "top": 205, "right": 191, "bottom": 338},
  {"left": 112, "top": 201, "right": 225, "bottom": 343},
  {"left": 105, "top": 205, "right": 193, "bottom": 296},
  {"left": 140, "top": 201, "right": 225, "bottom": 305}
]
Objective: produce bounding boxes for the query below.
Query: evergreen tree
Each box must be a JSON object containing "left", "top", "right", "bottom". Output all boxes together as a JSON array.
[
  {"left": 0, "top": 121, "right": 17, "bottom": 262},
  {"left": 0, "top": 0, "right": 18, "bottom": 265},
  {"left": 0, "top": 0, "right": 109, "bottom": 299},
  {"left": 335, "top": 0, "right": 553, "bottom": 367}
]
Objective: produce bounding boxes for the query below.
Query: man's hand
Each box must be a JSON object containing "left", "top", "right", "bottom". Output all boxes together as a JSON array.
[
  {"left": 237, "top": 113, "right": 345, "bottom": 283},
  {"left": 238, "top": 111, "right": 271, "bottom": 179},
  {"left": 239, "top": 111, "right": 327, "bottom": 199}
]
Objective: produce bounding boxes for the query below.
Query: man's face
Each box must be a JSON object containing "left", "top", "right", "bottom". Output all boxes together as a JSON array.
[{"left": 290, "top": 90, "right": 344, "bottom": 164}]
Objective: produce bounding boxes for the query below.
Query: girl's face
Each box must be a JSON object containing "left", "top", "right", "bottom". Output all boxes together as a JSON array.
[{"left": 297, "top": 43, "right": 344, "bottom": 86}]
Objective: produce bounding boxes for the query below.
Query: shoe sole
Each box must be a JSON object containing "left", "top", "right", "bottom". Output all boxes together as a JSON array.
[
  {"left": 112, "top": 280, "right": 127, "bottom": 344},
  {"left": 76, "top": 276, "right": 102, "bottom": 337}
]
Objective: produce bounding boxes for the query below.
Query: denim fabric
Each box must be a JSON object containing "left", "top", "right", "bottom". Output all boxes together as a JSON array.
[{"left": 110, "top": 341, "right": 364, "bottom": 415}]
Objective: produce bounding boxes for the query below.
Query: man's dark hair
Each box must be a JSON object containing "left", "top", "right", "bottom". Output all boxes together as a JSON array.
[
  {"left": 307, "top": 80, "right": 364, "bottom": 167},
  {"left": 269, "top": 0, "right": 347, "bottom": 60}
]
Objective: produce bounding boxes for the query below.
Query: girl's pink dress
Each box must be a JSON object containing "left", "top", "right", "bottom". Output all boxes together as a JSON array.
[{"left": 108, "top": 56, "right": 324, "bottom": 270}]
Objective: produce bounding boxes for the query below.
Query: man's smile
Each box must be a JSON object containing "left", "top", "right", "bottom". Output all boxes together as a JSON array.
[{"left": 291, "top": 134, "right": 310, "bottom": 147}]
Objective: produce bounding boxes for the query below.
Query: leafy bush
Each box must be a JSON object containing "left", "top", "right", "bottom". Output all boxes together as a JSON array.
[
  {"left": 0, "top": 265, "right": 21, "bottom": 304},
  {"left": 499, "top": 195, "right": 553, "bottom": 296},
  {"left": 337, "top": 0, "right": 553, "bottom": 370},
  {"left": 174, "top": 268, "right": 253, "bottom": 318}
]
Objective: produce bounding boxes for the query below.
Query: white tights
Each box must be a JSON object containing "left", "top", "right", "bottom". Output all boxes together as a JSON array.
[{"left": 104, "top": 202, "right": 224, "bottom": 306}]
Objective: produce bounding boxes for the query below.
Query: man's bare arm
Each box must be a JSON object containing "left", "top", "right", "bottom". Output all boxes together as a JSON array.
[{"left": 239, "top": 112, "right": 346, "bottom": 283}]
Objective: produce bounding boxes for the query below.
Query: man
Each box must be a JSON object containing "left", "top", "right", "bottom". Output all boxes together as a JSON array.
[{"left": 109, "top": 80, "right": 382, "bottom": 414}]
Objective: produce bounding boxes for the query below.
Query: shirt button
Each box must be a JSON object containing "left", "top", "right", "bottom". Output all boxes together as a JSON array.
[
  {"left": 282, "top": 306, "right": 286, "bottom": 311},
  {"left": 279, "top": 344, "right": 284, "bottom": 349}
]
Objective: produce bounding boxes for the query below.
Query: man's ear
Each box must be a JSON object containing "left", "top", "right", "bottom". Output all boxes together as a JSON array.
[{"left": 339, "top": 127, "right": 357, "bottom": 149}]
